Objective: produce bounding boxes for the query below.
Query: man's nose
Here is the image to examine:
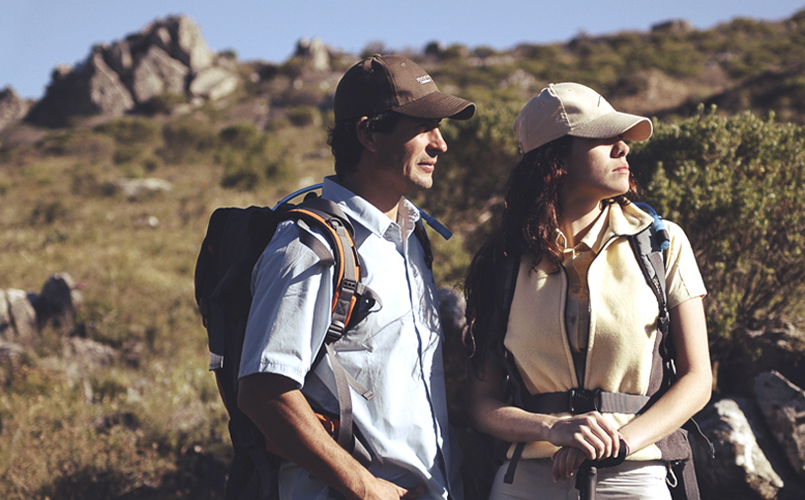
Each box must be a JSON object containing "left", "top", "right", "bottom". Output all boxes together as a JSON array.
[{"left": 428, "top": 127, "right": 447, "bottom": 154}]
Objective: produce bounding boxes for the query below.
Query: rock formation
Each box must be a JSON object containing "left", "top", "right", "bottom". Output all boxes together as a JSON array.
[
  {"left": 755, "top": 372, "right": 805, "bottom": 478},
  {"left": 0, "top": 87, "right": 31, "bottom": 132},
  {"left": 694, "top": 398, "right": 784, "bottom": 499},
  {"left": 295, "top": 37, "right": 331, "bottom": 72},
  {"left": 25, "top": 15, "right": 239, "bottom": 127}
]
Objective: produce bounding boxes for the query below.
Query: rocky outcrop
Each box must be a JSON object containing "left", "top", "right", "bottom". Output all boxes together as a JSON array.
[
  {"left": 0, "top": 288, "right": 38, "bottom": 345},
  {"left": 695, "top": 398, "right": 784, "bottom": 499},
  {"left": 0, "top": 87, "right": 31, "bottom": 131},
  {"left": 295, "top": 38, "right": 331, "bottom": 72},
  {"left": 190, "top": 66, "right": 240, "bottom": 100},
  {"left": 113, "top": 177, "right": 173, "bottom": 200},
  {"left": 31, "top": 273, "right": 83, "bottom": 331},
  {"left": 129, "top": 45, "right": 189, "bottom": 104},
  {"left": 25, "top": 15, "right": 239, "bottom": 127},
  {"left": 755, "top": 372, "right": 805, "bottom": 478},
  {"left": 1, "top": 273, "right": 82, "bottom": 344},
  {"left": 694, "top": 372, "right": 805, "bottom": 500}
]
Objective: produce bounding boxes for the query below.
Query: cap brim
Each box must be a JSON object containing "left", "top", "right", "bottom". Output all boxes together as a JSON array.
[
  {"left": 394, "top": 92, "right": 476, "bottom": 121},
  {"left": 570, "top": 112, "right": 653, "bottom": 142}
]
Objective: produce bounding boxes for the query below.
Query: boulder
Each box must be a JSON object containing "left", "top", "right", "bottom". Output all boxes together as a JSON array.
[
  {"left": 173, "top": 15, "right": 214, "bottom": 71},
  {"left": 130, "top": 45, "right": 188, "bottom": 104},
  {"left": 755, "top": 371, "right": 805, "bottom": 478},
  {"left": 101, "top": 39, "right": 135, "bottom": 77},
  {"left": 694, "top": 398, "right": 783, "bottom": 500},
  {"left": 189, "top": 67, "right": 239, "bottom": 100},
  {"left": 0, "top": 87, "right": 31, "bottom": 131},
  {"left": 0, "top": 288, "right": 38, "bottom": 345},
  {"left": 85, "top": 49, "right": 137, "bottom": 116},
  {"left": 142, "top": 15, "right": 214, "bottom": 72},
  {"left": 32, "top": 273, "right": 83, "bottom": 330},
  {"left": 114, "top": 177, "right": 173, "bottom": 200},
  {"left": 296, "top": 38, "right": 330, "bottom": 72},
  {"left": 25, "top": 50, "right": 134, "bottom": 127},
  {"left": 1, "top": 273, "right": 83, "bottom": 344},
  {"left": 0, "top": 341, "right": 26, "bottom": 386}
]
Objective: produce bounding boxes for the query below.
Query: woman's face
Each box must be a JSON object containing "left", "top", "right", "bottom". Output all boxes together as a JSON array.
[{"left": 563, "top": 135, "right": 631, "bottom": 202}]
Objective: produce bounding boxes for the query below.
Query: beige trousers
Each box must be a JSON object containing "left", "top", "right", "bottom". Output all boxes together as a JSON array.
[{"left": 488, "top": 458, "right": 671, "bottom": 500}]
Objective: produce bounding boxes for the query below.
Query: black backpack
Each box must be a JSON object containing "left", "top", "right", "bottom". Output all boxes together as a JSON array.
[{"left": 194, "top": 185, "right": 383, "bottom": 500}]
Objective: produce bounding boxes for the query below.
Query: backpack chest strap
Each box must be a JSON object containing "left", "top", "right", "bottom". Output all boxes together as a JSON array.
[{"left": 520, "top": 388, "right": 651, "bottom": 415}]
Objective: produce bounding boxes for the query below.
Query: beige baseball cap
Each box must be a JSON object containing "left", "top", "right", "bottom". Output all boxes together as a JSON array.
[
  {"left": 513, "top": 83, "right": 653, "bottom": 154},
  {"left": 334, "top": 54, "right": 476, "bottom": 122}
]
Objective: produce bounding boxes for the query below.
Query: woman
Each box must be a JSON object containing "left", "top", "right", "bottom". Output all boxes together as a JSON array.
[{"left": 464, "top": 83, "right": 711, "bottom": 499}]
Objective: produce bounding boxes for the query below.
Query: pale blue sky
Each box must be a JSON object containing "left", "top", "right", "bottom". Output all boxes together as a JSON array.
[{"left": 2, "top": 0, "right": 803, "bottom": 99}]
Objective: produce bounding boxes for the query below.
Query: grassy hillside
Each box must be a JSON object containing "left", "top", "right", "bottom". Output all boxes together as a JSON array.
[{"left": 1, "top": 10, "right": 805, "bottom": 499}]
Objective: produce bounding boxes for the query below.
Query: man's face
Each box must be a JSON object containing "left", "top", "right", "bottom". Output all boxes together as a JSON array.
[{"left": 371, "top": 115, "right": 448, "bottom": 194}]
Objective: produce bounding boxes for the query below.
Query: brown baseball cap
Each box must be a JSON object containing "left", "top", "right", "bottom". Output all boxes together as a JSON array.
[{"left": 334, "top": 54, "right": 476, "bottom": 122}]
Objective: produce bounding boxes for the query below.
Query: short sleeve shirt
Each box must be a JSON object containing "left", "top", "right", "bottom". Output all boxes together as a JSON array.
[{"left": 239, "top": 176, "right": 463, "bottom": 500}]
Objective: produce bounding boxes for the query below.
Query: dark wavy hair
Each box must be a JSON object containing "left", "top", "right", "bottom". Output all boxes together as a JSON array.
[
  {"left": 327, "top": 111, "right": 401, "bottom": 179},
  {"left": 462, "top": 135, "right": 640, "bottom": 375}
]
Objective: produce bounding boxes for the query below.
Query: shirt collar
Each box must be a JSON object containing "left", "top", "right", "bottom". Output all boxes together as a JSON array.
[
  {"left": 557, "top": 206, "right": 609, "bottom": 254},
  {"left": 557, "top": 202, "right": 654, "bottom": 255},
  {"left": 321, "top": 176, "right": 420, "bottom": 237}
]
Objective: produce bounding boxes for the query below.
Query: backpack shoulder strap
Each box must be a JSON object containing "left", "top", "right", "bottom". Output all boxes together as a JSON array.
[
  {"left": 630, "top": 203, "right": 714, "bottom": 460},
  {"left": 279, "top": 196, "right": 378, "bottom": 453},
  {"left": 630, "top": 202, "right": 671, "bottom": 345}
]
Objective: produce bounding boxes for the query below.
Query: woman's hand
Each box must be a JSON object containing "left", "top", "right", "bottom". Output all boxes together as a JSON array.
[
  {"left": 551, "top": 446, "right": 587, "bottom": 482},
  {"left": 468, "top": 360, "right": 621, "bottom": 460},
  {"left": 546, "top": 412, "right": 621, "bottom": 461}
]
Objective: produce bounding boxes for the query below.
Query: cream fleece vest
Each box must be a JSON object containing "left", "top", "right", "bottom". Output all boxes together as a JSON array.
[{"left": 504, "top": 204, "right": 672, "bottom": 461}]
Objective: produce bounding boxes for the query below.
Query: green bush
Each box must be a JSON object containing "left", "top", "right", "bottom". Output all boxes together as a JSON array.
[
  {"left": 140, "top": 92, "right": 188, "bottom": 115},
  {"left": 95, "top": 118, "right": 161, "bottom": 145},
  {"left": 631, "top": 106, "right": 805, "bottom": 338},
  {"left": 42, "top": 131, "right": 116, "bottom": 163},
  {"left": 286, "top": 106, "right": 320, "bottom": 127},
  {"left": 416, "top": 99, "right": 522, "bottom": 258},
  {"left": 159, "top": 119, "right": 218, "bottom": 165},
  {"left": 217, "top": 123, "right": 288, "bottom": 190}
]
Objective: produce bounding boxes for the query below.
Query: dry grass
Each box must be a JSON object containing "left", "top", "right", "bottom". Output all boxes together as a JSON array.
[{"left": 0, "top": 117, "right": 335, "bottom": 499}]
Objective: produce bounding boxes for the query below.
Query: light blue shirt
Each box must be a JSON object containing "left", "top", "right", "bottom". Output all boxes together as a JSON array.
[{"left": 240, "top": 176, "right": 463, "bottom": 500}]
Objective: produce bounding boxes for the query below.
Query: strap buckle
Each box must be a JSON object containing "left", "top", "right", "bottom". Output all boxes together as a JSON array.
[
  {"left": 326, "top": 320, "right": 345, "bottom": 343},
  {"left": 568, "top": 388, "right": 602, "bottom": 414}
]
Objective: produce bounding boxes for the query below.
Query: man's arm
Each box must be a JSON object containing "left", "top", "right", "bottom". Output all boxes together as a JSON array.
[{"left": 238, "top": 372, "right": 424, "bottom": 500}]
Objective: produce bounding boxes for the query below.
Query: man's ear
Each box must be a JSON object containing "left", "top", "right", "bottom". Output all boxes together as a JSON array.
[{"left": 355, "top": 117, "right": 379, "bottom": 153}]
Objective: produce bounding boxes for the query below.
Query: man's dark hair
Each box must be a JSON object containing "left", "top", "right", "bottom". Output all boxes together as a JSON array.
[{"left": 328, "top": 111, "right": 401, "bottom": 179}]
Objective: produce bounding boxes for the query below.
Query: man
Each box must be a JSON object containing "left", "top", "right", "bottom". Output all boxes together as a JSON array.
[{"left": 238, "top": 54, "right": 476, "bottom": 500}]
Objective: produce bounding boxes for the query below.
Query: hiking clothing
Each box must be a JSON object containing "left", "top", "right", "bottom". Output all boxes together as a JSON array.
[
  {"left": 239, "top": 176, "right": 462, "bottom": 500},
  {"left": 489, "top": 459, "right": 671, "bottom": 500},
  {"left": 503, "top": 203, "right": 706, "bottom": 462}
]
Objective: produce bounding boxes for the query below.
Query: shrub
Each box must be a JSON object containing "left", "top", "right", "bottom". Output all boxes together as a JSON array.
[
  {"left": 139, "top": 92, "right": 187, "bottom": 116},
  {"left": 415, "top": 99, "right": 522, "bottom": 255},
  {"left": 217, "top": 123, "right": 288, "bottom": 190},
  {"left": 95, "top": 118, "right": 161, "bottom": 145},
  {"left": 286, "top": 106, "right": 320, "bottom": 127},
  {"left": 159, "top": 119, "right": 218, "bottom": 165},
  {"left": 42, "top": 131, "right": 116, "bottom": 164},
  {"left": 631, "top": 106, "right": 805, "bottom": 338}
]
